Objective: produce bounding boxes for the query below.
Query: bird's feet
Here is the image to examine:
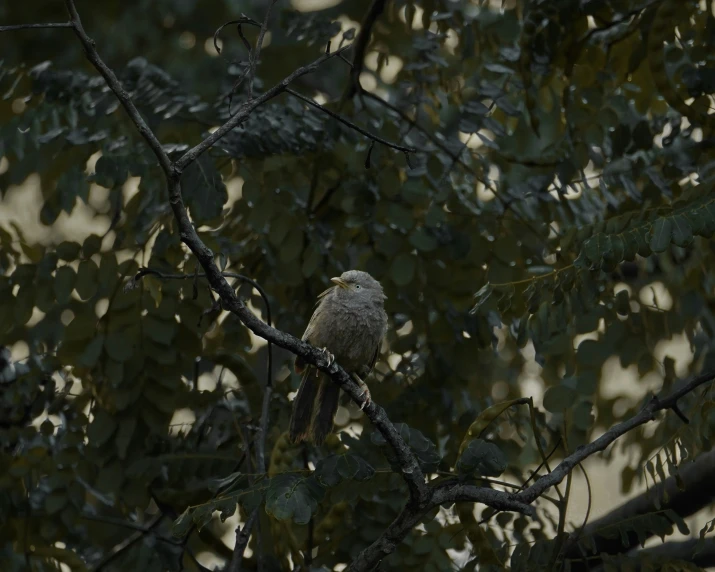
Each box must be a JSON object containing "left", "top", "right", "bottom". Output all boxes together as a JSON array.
[
  {"left": 351, "top": 373, "right": 371, "bottom": 410},
  {"left": 321, "top": 347, "right": 335, "bottom": 367}
]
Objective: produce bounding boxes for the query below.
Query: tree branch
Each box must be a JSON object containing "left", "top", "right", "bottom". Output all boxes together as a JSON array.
[
  {"left": 343, "top": 0, "right": 388, "bottom": 100},
  {"left": 285, "top": 87, "right": 417, "bottom": 156},
  {"left": 227, "top": 508, "right": 258, "bottom": 572},
  {"left": 63, "top": 0, "right": 173, "bottom": 177},
  {"left": 516, "top": 370, "right": 715, "bottom": 505},
  {"left": 246, "top": 0, "right": 278, "bottom": 100},
  {"left": 0, "top": 22, "right": 73, "bottom": 32}
]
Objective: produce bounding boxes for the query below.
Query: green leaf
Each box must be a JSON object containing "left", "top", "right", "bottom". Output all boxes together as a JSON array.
[
  {"left": 116, "top": 417, "right": 137, "bottom": 460},
  {"left": 456, "top": 439, "right": 507, "bottom": 477},
  {"left": 459, "top": 399, "right": 525, "bottom": 455},
  {"left": 265, "top": 474, "right": 323, "bottom": 525},
  {"left": 55, "top": 241, "right": 81, "bottom": 261},
  {"left": 315, "top": 454, "right": 375, "bottom": 487},
  {"left": 83, "top": 234, "right": 103, "bottom": 258},
  {"left": 56, "top": 165, "right": 88, "bottom": 212},
  {"left": 76, "top": 259, "right": 99, "bottom": 300},
  {"left": 92, "top": 155, "right": 129, "bottom": 188},
  {"left": 54, "top": 266, "right": 76, "bottom": 304},
  {"left": 104, "top": 331, "right": 135, "bottom": 362},
  {"left": 543, "top": 385, "right": 578, "bottom": 413},
  {"left": 671, "top": 215, "right": 693, "bottom": 247},
  {"left": 409, "top": 228, "right": 438, "bottom": 252},
  {"left": 390, "top": 253, "right": 416, "bottom": 286},
  {"left": 88, "top": 409, "right": 118, "bottom": 447},
  {"left": 182, "top": 155, "right": 228, "bottom": 223},
  {"left": 649, "top": 217, "right": 673, "bottom": 253}
]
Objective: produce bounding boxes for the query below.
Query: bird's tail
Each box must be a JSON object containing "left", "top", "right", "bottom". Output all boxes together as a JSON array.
[
  {"left": 289, "top": 369, "right": 319, "bottom": 443},
  {"left": 312, "top": 378, "right": 340, "bottom": 446}
]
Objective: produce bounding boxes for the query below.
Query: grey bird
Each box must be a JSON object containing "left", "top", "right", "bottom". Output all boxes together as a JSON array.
[{"left": 289, "top": 270, "right": 387, "bottom": 445}]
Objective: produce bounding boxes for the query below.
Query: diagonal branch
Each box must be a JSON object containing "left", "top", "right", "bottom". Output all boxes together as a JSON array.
[
  {"left": 516, "top": 370, "right": 715, "bottom": 505},
  {"left": 63, "top": 0, "right": 172, "bottom": 177},
  {"left": 285, "top": 87, "right": 416, "bottom": 155}
]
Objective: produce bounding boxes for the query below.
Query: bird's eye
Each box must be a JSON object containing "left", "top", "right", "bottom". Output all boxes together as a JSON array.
[{"left": 355, "top": 284, "right": 361, "bottom": 289}]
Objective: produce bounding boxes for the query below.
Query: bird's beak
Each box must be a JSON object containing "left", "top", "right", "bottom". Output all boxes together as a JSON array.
[{"left": 330, "top": 277, "right": 349, "bottom": 289}]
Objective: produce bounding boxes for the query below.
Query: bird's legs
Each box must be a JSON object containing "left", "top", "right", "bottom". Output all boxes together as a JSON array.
[{"left": 351, "top": 373, "right": 371, "bottom": 410}]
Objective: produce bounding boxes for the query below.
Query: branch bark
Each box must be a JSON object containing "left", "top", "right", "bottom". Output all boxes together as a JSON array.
[{"left": 343, "top": 0, "right": 388, "bottom": 100}]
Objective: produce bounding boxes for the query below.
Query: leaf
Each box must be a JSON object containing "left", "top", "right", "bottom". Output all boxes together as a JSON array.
[
  {"left": 371, "top": 423, "right": 441, "bottom": 471},
  {"left": 543, "top": 385, "right": 578, "bottom": 413},
  {"left": 88, "top": 409, "right": 118, "bottom": 447},
  {"left": 182, "top": 155, "right": 228, "bottom": 223},
  {"left": 314, "top": 454, "right": 375, "bottom": 487},
  {"left": 54, "top": 266, "right": 76, "bottom": 304},
  {"left": 649, "top": 217, "right": 673, "bottom": 253},
  {"left": 76, "top": 259, "right": 99, "bottom": 300},
  {"left": 83, "top": 234, "right": 103, "bottom": 258},
  {"left": 265, "top": 474, "right": 323, "bottom": 525},
  {"left": 456, "top": 439, "right": 507, "bottom": 477},
  {"left": 104, "top": 331, "right": 135, "bottom": 362},
  {"left": 409, "top": 228, "right": 438, "bottom": 252},
  {"left": 390, "top": 253, "right": 416, "bottom": 286},
  {"left": 671, "top": 215, "right": 693, "bottom": 247},
  {"left": 92, "top": 155, "right": 128, "bottom": 188},
  {"left": 116, "top": 417, "right": 137, "bottom": 460},
  {"left": 459, "top": 399, "right": 524, "bottom": 456}
]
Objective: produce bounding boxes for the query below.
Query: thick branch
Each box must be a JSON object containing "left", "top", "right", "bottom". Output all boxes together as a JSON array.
[
  {"left": 517, "top": 370, "right": 715, "bottom": 505},
  {"left": 565, "top": 448, "right": 715, "bottom": 568},
  {"left": 343, "top": 0, "right": 388, "bottom": 99},
  {"left": 431, "top": 484, "right": 536, "bottom": 515}
]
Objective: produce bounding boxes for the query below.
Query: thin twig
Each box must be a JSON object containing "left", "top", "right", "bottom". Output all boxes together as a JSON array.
[
  {"left": 227, "top": 509, "right": 258, "bottom": 572},
  {"left": 0, "top": 22, "right": 73, "bottom": 32},
  {"left": 285, "top": 87, "right": 416, "bottom": 155},
  {"left": 247, "top": 0, "right": 279, "bottom": 100},
  {"left": 174, "top": 44, "right": 353, "bottom": 172}
]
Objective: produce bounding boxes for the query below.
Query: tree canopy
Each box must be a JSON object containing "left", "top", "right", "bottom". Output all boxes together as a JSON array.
[{"left": 2, "top": 0, "right": 715, "bottom": 570}]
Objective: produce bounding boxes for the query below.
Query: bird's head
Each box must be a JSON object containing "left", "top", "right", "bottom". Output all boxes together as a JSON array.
[{"left": 325, "top": 270, "right": 386, "bottom": 304}]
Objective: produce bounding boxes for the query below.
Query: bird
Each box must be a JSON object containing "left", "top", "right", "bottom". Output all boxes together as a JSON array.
[{"left": 289, "top": 270, "right": 387, "bottom": 445}]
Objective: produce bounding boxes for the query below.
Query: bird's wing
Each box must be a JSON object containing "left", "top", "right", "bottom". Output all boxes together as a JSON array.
[{"left": 295, "top": 292, "right": 332, "bottom": 374}]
